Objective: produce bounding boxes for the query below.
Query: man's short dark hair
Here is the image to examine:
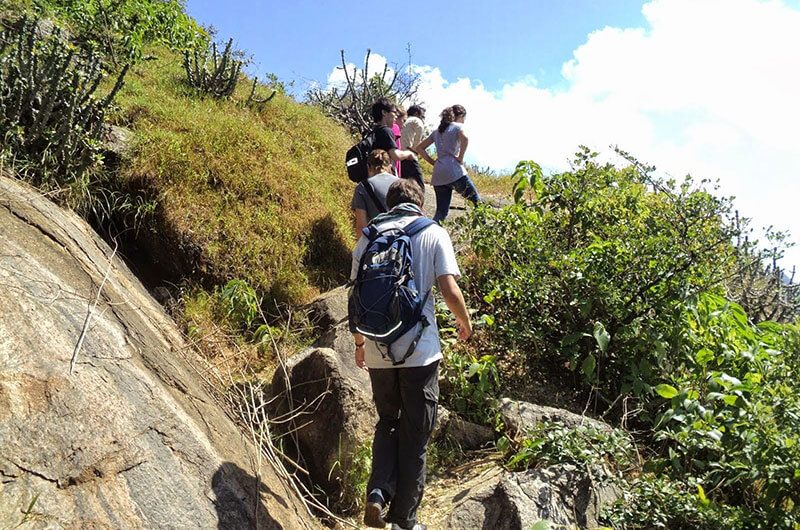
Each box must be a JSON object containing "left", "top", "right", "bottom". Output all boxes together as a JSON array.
[
  {"left": 371, "top": 97, "right": 395, "bottom": 123},
  {"left": 386, "top": 179, "right": 425, "bottom": 209},
  {"left": 407, "top": 105, "right": 425, "bottom": 118}
]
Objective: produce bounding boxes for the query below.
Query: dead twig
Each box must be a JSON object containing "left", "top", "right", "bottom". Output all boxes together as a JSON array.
[{"left": 70, "top": 239, "right": 118, "bottom": 374}]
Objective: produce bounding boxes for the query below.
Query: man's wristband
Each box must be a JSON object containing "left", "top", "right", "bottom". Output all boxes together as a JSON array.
[{"left": 355, "top": 341, "right": 365, "bottom": 348}]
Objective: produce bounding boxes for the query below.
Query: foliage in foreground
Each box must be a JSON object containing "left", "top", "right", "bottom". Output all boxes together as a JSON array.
[
  {"left": 457, "top": 149, "right": 742, "bottom": 400},
  {"left": 618, "top": 295, "right": 800, "bottom": 528},
  {"left": 451, "top": 150, "right": 800, "bottom": 527}
]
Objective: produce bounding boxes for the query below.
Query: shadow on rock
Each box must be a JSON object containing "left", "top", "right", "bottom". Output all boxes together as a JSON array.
[{"left": 212, "top": 461, "right": 286, "bottom": 530}]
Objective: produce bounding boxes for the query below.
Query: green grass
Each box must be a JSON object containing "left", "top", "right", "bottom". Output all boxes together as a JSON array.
[{"left": 112, "top": 47, "right": 355, "bottom": 305}]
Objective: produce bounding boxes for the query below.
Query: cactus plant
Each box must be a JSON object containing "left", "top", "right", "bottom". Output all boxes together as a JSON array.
[
  {"left": 246, "top": 76, "right": 276, "bottom": 106},
  {"left": 0, "top": 16, "right": 129, "bottom": 185},
  {"left": 183, "top": 38, "right": 242, "bottom": 98}
]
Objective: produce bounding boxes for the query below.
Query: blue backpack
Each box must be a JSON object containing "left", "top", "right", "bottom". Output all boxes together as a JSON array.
[{"left": 348, "top": 216, "right": 435, "bottom": 365}]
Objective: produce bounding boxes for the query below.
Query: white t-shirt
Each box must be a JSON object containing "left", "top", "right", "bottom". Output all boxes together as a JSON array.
[
  {"left": 350, "top": 216, "right": 460, "bottom": 368},
  {"left": 401, "top": 116, "right": 425, "bottom": 150}
]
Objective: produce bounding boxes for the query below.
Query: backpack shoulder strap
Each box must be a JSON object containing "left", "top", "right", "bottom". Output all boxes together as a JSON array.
[
  {"left": 362, "top": 224, "right": 381, "bottom": 241},
  {"left": 362, "top": 180, "right": 387, "bottom": 214},
  {"left": 402, "top": 217, "right": 435, "bottom": 237}
]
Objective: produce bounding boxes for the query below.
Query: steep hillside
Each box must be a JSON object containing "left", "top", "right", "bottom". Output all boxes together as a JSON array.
[{"left": 111, "top": 48, "right": 355, "bottom": 304}]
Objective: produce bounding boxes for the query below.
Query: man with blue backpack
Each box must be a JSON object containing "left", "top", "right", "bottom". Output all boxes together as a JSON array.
[{"left": 348, "top": 179, "right": 472, "bottom": 530}]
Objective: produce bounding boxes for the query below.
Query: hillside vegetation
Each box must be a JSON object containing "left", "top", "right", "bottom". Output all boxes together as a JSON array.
[
  {"left": 113, "top": 47, "right": 355, "bottom": 303},
  {"left": 2, "top": 2, "right": 799, "bottom": 528}
]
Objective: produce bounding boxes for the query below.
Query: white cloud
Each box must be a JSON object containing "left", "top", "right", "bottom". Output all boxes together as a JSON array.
[{"left": 325, "top": 0, "right": 800, "bottom": 268}]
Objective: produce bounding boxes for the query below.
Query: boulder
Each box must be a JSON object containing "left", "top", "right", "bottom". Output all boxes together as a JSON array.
[
  {"left": 500, "top": 398, "right": 613, "bottom": 436},
  {"left": 439, "top": 415, "right": 495, "bottom": 449},
  {"left": 0, "top": 173, "right": 315, "bottom": 529},
  {"left": 444, "top": 464, "right": 622, "bottom": 530},
  {"left": 271, "top": 346, "right": 376, "bottom": 499},
  {"left": 305, "top": 287, "right": 349, "bottom": 334},
  {"left": 102, "top": 125, "right": 134, "bottom": 169}
]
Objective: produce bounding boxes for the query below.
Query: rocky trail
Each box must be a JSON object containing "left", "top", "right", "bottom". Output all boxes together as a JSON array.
[{"left": 1, "top": 170, "right": 613, "bottom": 529}]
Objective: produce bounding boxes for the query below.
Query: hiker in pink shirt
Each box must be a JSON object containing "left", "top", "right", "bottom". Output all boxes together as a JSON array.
[{"left": 392, "top": 108, "right": 406, "bottom": 177}]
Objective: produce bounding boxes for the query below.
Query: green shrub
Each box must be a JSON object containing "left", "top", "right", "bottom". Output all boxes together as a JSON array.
[
  {"left": 636, "top": 294, "right": 800, "bottom": 527},
  {"left": 499, "top": 423, "right": 637, "bottom": 477},
  {"left": 441, "top": 348, "right": 500, "bottom": 426},
  {"left": 219, "top": 279, "right": 260, "bottom": 330},
  {"left": 36, "top": 0, "right": 207, "bottom": 64},
  {"left": 455, "top": 148, "right": 740, "bottom": 401}
]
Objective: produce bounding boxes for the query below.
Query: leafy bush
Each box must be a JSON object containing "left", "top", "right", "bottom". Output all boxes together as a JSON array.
[
  {"left": 498, "top": 423, "right": 637, "bottom": 477},
  {"left": 36, "top": 0, "right": 207, "bottom": 64},
  {"left": 632, "top": 294, "right": 800, "bottom": 528},
  {"left": 456, "top": 148, "right": 740, "bottom": 401},
  {"left": 219, "top": 279, "right": 260, "bottom": 330},
  {"left": 441, "top": 349, "right": 500, "bottom": 426}
]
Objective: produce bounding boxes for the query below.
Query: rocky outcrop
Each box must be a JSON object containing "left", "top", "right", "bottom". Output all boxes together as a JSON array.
[
  {"left": 271, "top": 346, "right": 376, "bottom": 500},
  {"left": 0, "top": 174, "right": 314, "bottom": 529},
  {"left": 444, "top": 464, "right": 622, "bottom": 530},
  {"left": 500, "top": 398, "right": 613, "bottom": 436}
]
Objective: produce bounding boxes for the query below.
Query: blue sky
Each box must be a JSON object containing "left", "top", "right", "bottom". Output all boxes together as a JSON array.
[
  {"left": 185, "top": 0, "right": 649, "bottom": 92},
  {"left": 186, "top": 0, "right": 800, "bottom": 270}
]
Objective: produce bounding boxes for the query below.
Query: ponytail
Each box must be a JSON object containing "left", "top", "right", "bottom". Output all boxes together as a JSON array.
[
  {"left": 437, "top": 104, "right": 467, "bottom": 134},
  {"left": 437, "top": 107, "right": 454, "bottom": 134}
]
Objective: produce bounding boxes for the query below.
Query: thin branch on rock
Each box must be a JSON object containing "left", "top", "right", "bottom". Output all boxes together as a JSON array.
[{"left": 70, "top": 239, "right": 118, "bottom": 375}]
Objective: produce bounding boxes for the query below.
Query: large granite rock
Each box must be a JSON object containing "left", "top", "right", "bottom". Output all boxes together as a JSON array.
[
  {"left": 270, "top": 346, "right": 376, "bottom": 499},
  {"left": 500, "top": 398, "right": 613, "bottom": 436},
  {"left": 0, "top": 174, "right": 315, "bottom": 529},
  {"left": 444, "top": 464, "right": 622, "bottom": 530}
]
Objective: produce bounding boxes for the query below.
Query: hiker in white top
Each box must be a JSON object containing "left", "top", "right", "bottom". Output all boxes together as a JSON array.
[
  {"left": 352, "top": 179, "right": 472, "bottom": 530},
  {"left": 414, "top": 104, "right": 481, "bottom": 223},
  {"left": 400, "top": 105, "right": 426, "bottom": 152},
  {"left": 399, "top": 104, "right": 427, "bottom": 192}
]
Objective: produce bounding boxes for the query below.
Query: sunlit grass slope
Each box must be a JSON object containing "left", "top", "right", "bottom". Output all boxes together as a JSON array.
[{"left": 114, "top": 48, "right": 355, "bottom": 304}]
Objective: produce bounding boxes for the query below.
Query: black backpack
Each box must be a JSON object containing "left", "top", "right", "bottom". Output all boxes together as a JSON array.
[{"left": 345, "top": 128, "right": 377, "bottom": 183}]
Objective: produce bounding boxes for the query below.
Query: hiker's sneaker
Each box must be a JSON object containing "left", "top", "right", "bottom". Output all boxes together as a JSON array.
[
  {"left": 390, "top": 524, "right": 427, "bottom": 530},
  {"left": 363, "top": 490, "right": 387, "bottom": 528}
]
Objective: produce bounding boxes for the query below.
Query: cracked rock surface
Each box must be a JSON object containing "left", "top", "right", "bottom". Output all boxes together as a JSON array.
[{"left": 0, "top": 174, "right": 314, "bottom": 529}]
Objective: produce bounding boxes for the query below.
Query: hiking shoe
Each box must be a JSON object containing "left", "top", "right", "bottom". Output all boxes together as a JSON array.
[
  {"left": 364, "top": 490, "right": 387, "bottom": 528},
  {"left": 390, "top": 524, "right": 427, "bottom": 530}
]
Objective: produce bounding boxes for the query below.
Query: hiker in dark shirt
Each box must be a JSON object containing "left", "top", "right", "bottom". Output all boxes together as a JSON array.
[
  {"left": 351, "top": 149, "right": 399, "bottom": 236},
  {"left": 370, "top": 98, "right": 417, "bottom": 172}
]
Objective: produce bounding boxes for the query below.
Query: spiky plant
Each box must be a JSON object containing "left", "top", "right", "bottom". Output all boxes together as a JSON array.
[
  {"left": 183, "top": 38, "right": 242, "bottom": 98},
  {"left": 0, "top": 17, "right": 128, "bottom": 186}
]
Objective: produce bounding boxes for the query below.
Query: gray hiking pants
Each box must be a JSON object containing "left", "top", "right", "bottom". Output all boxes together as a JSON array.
[{"left": 367, "top": 361, "right": 440, "bottom": 530}]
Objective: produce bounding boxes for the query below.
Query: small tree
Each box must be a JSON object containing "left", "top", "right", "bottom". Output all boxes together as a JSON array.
[
  {"left": 307, "top": 49, "right": 420, "bottom": 135},
  {"left": 725, "top": 220, "right": 799, "bottom": 323}
]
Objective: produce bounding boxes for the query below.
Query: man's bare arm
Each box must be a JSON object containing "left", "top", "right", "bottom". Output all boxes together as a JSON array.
[
  {"left": 354, "top": 208, "right": 368, "bottom": 237},
  {"left": 388, "top": 148, "right": 417, "bottom": 162},
  {"left": 437, "top": 274, "right": 472, "bottom": 340}
]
